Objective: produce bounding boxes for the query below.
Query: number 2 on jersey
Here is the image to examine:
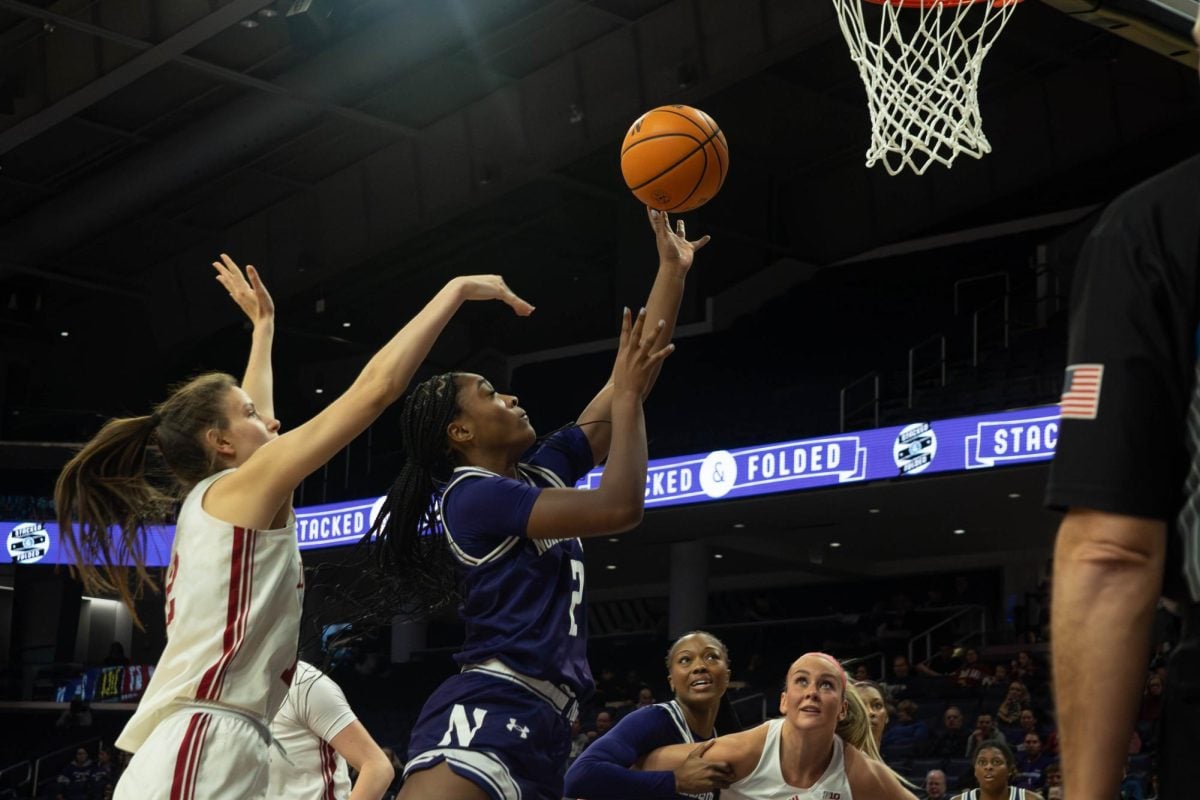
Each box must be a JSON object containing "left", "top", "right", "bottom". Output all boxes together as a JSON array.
[{"left": 568, "top": 559, "right": 585, "bottom": 636}]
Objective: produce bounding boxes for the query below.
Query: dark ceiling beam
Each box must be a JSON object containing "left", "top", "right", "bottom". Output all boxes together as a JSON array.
[
  {"left": 0, "top": 0, "right": 417, "bottom": 149},
  {"left": 0, "top": 259, "right": 145, "bottom": 298},
  {"left": 0, "top": 0, "right": 280, "bottom": 155},
  {"left": 0, "top": 0, "right": 526, "bottom": 264}
]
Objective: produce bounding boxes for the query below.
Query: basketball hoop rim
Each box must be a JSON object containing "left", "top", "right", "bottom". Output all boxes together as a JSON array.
[{"left": 863, "top": 0, "right": 1022, "bottom": 7}]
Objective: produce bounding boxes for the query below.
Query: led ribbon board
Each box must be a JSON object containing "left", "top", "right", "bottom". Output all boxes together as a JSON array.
[{"left": 4, "top": 405, "right": 1060, "bottom": 566}]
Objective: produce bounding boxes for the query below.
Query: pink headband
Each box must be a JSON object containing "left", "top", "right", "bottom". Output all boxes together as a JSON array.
[{"left": 799, "top": 651, "right": 849, "bottom": 689}]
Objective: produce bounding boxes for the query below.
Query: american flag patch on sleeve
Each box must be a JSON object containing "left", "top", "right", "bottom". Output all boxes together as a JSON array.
[{"left": 1060, "top": 364, "right": 1104, "bottom": 420}]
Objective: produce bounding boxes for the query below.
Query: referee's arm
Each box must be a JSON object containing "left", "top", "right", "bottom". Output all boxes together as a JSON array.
[{"left": 1051, "top": 509, "right": 1166, "bottom": 800}]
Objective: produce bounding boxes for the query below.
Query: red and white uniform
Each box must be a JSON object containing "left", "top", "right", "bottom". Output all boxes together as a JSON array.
[
  {"left": 724, "top": 719, "right": 854, "bottom": 800},
  {"left": 115, "top": 468, "right": 303, "bottom": 800},
  {"left": 267, "top": 661, "right": 355, "bottom": 800}
]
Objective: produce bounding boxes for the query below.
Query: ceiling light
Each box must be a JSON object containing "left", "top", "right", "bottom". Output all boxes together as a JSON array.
[
  {"left": 830, "top": 542, "right": 842, "bottom": 548},
  {"left": 1008, "top": 492, "right": 1021, "bottom": 499},
  {"left": 59, "top": 331, "right": 69, "bottom": 337},
  {"left": 713, "top": 553, "right": 724, "bottom": 559},
  {"left": 239, "top": 18, "right": 259, "bottom": 28},
  {"left": 342, "top": 322, "right": 351, "bottom": 328},
  {"left": 732, "top": 523, "right": 745, "bottom": 529},
  {"left": 257, "top": 8, "right": 279, "bottom": 17},
  {"left": 314, "top": 388, "right": 324, "bottom": 395},
  {"left": 607, "top": 537, "right": 619, "bottom": 543},
  {"left": 868, "top": 508, "right": 880, "bottom": 514},
  {"left": 605, "top": 564, "right": 617, "bottom": 570},
  {"left": 953, "top": 528, "right": 966, "bottom": 535}
]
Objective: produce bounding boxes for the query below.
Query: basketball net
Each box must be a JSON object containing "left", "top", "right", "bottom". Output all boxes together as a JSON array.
[{"left": 832, "top": 0, "right": 1020, "bottom": 176}]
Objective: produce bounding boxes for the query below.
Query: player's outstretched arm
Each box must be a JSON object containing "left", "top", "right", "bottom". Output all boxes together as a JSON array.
[
  {"left": 576, "top": 207, "right": 708, "bottom": 464},
  {"left": 526, "top": 307, "right": 672, "bottom": 540},
  {"left": 213, "top": 253, "right": 277, "bottom": 421},
  {"left": 209, "top": 275, "right": 533, "bottom": 530}
]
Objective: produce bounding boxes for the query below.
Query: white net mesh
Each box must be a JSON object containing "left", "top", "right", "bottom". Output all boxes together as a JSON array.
[{"left": 833, "top": 0, "right": 1020, "bottom": 176}]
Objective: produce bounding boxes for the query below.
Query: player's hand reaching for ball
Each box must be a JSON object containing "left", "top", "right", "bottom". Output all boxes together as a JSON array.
[
  {"left": 673, "top": 740, "right": 735, "bottom": 794},
  {"left": 612, "top": 307, "right": 674, "bottom": 399},
  {"left": 648, "top": 206, "right": 710, "bottom": 274},
  {"left": 449, "top": 275, "right": 535, "bottom": 316}
]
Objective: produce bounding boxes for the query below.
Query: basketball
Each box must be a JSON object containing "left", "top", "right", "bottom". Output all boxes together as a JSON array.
[{"left": 620, "top": 105, "right": 728, "bottom": 213}]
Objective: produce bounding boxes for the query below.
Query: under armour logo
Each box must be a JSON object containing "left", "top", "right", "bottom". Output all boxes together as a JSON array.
[{"left": 506, "top": 718, "right": 530, "bottom": 739}]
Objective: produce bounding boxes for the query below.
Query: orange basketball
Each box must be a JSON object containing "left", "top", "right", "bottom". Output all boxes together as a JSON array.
[{"left": 620, "top": 105, "right": 728, "bottom": 213}]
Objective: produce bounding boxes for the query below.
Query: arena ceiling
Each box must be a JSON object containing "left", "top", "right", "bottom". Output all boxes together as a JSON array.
[{"left": 0, "top": 0, "right": 1196, "bottom": 588}]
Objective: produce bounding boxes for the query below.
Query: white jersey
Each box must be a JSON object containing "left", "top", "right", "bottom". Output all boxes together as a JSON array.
[
  {"left": 117, "top": 469, "right": 303, "bottom": 753},
  {"left": 267, "top": 662, "right": 355, "bottom": 800},
  {"left": 958, "top": 790, "right": 1031, "bottom": 800},
  {"left": 724, "top": 718, "right": 853, "bottom": 800}
]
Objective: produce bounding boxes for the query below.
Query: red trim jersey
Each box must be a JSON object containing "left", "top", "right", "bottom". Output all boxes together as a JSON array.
[{"left": 116, "top": 469, "right": 303, "bottom": 753}]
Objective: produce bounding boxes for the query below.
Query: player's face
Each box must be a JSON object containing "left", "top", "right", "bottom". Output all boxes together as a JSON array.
[
  {"left": 668, "top": 634, "right": 730, "bottom": 708},
  {"left": 858, "top": 684, "right": 888, "bottom": 741},
  {"left": 974, "top": 747, "right": 1011, "bottom": 791},
  {"left": 779, "top": 654, "right": 846, "bottom": 731},
  {"left": 216, "top": 386, "right": 280, "bottom": 465},
  {"left": 453, "top": 373, "right": 536, "bottom": 454}
]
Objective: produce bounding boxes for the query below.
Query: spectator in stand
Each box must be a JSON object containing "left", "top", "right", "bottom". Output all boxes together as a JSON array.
[
  {"left": 1010, "top": 651, "right": 1043, "bottom": 689},
  {"left": 966, "top": 713, "right": 1006, "bottom": 758},
  {"left": 953, "top": 648, "right": 992, "bottom": 690},
  {"left": 594, "top": 667, "right": 625, "bottom": 707},
  {"left": 925, "top": 768, "right": 948, "bottom": 800},
  {"left": 996, "top": 681, "right": 1032, "bottom": 727},
  {"left": 587, "top": 711, "right": 615, "bottom": 745},
  {"left": 1139, "top": 674, "right": 1165, "bottom": 726},
  {"left": 92, "top": 750, "right": 114, "bottom": 800},
  {"left": 102, "top": 642, "right": 129, "bottom": 667},
  {"left": 928, "top": 707, "right": 970, "bottom": 758},
  {"left": 989, "top": 664, "right": 1009, "bottom": 687},
  {"left": 917, "top": 645, "right": 961, "bottom": 680},
  {"left": 55, "top": 699, "right": 93, "bottom": 730},
  {"left": 882, "top": 699, "right": 930, "bottom": 752},
  {"left": 634, "top": 686, "right": 656, "bottom": 709},
  {"left": 854, "top": 664, "right": 872, "bottom": 682},
  {"left": 568, "top": 717, "right": 590, "bottom": 761},
  {"left": 887, "top": 655, "right": 916, "bottom": 701},
  {"left": 1010, "top": 710, "right": 1051, "bottom": 750},
  {"left": 56, "top": 748, "right": 94, "bottom": 800},
  {"left": 1043, "top": 762, "right": 1062, "bottom": 798},
  {"left": 1119, "top": 762, "right": 1146, "bottom": 800},
  {"left": 1014, "top": 733, "right": 1053, "bottom": 791}
]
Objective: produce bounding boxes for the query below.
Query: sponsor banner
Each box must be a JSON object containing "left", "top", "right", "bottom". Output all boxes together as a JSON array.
[
  {"left": 575, "top": 405, "right": 1060, "bottom": 508},
  {"left": 4, "top": 405, "right": 1062, "bottom": 564}
]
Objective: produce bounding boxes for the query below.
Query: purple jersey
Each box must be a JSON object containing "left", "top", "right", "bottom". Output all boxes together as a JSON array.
[
  {"left": 442, "top": 427, "right": 596, "bottom": 698},
  {"left": 563, "top": 701, "right": 719, "bottom": 800}
]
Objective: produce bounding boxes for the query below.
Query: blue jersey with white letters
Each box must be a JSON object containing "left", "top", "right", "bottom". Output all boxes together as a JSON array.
[
  {"left": 563, "top": 701, "right": 718, "bottom": 800},
  {"left": 442, "top": 426, "right": 596, "bottom": 698}
]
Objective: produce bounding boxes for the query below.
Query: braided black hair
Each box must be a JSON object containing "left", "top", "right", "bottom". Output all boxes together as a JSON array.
[{"left": 363, "top": 372, "right": 465, "bottom": 618}]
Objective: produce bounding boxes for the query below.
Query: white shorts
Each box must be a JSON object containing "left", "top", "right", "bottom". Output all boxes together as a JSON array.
[{"left": 115, "top": 707, "right": 270, "bottom": 800}]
